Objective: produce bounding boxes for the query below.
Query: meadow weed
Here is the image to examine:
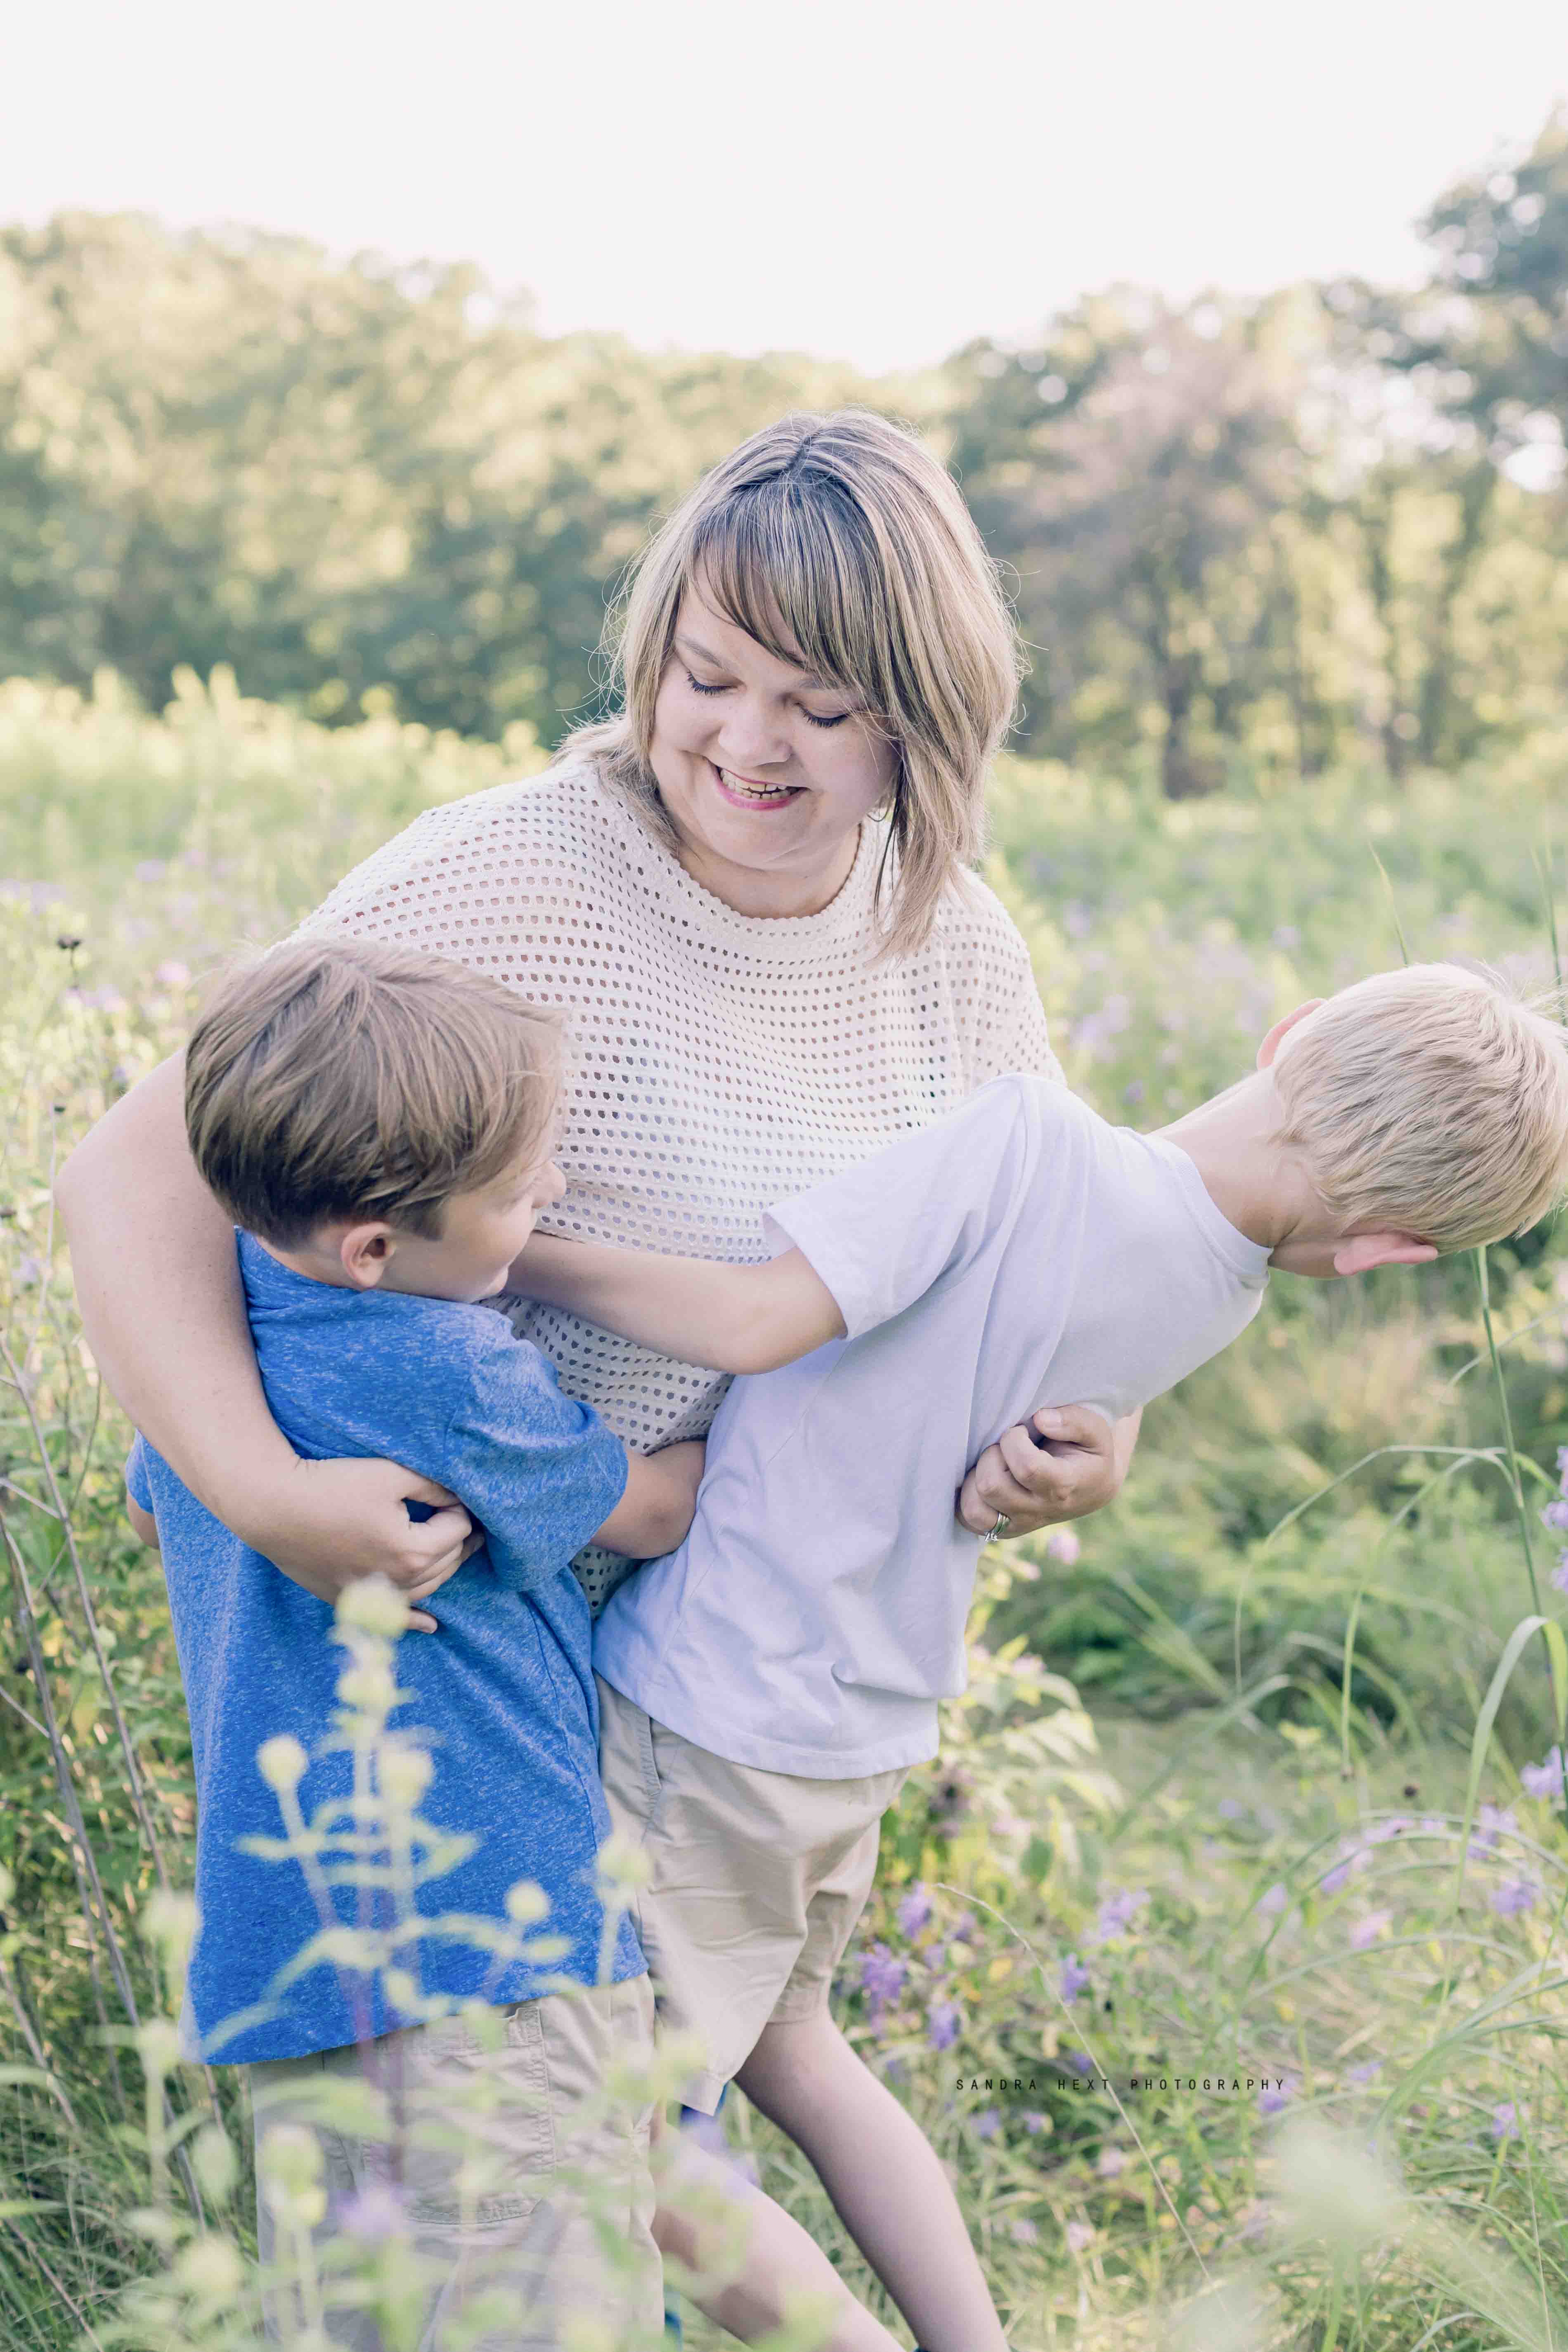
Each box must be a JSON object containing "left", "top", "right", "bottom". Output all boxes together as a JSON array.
[{"left": 3, "top": 676, "right": 1568, "bottom": 2346}]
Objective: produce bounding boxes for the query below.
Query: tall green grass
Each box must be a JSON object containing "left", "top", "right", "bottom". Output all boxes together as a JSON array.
[{"left": 2, "top": 672, "right": 1567, "bottom": 2346}]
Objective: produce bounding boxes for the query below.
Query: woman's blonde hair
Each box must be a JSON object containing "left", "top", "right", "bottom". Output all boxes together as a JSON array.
[
  {"left": 561, "top": 409, "right": 1024, "bottom": 955},
  {"left": 1272, "top": 963, "right": 1568, "bottom": 1252}
]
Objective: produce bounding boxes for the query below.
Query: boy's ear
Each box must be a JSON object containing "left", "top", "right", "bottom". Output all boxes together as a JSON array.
[
  {"left": 1257, "top": 999, "right": 1325, "bottom": 1070},
  {"left": 1331, "top": 1231, "right": 1440, "bottom": 1277},
  {"left": 338, "top": 1222, "right": 399, "bottom": 1289}
]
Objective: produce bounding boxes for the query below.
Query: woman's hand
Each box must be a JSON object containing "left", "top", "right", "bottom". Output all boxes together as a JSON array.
[
  {"left": 233, "top": 1456, "right": 478, "bottom": 1633},
  {"left": 957, "top": 1405, "right": 1140, "bottom": 1537}
]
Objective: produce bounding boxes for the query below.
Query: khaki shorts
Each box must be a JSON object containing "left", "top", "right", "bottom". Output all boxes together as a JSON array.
[
  {"left": 250, "top": 1974, "right": 660, "bottom": 2351},
  {"left": 597, "top": 1676, "right": 908, "bottom": 2113}
]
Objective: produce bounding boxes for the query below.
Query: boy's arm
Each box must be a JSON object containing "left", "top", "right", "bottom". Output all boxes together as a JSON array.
[
  {"left": 592, "top": 1440, "right": 705, "bottom": 1559},
  {"left": 126, "top": 1492, "right": 160, "bottom": 1550},
  {"left": 513, "top": 1235, "right": 845, "bottom": 1375}
]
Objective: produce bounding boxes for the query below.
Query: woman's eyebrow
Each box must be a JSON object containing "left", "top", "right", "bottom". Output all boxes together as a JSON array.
[{"left": 674, "top": 632, "right": 834, "bottom": 692}]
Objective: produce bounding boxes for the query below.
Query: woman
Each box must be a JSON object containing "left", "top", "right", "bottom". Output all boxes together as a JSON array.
[{"left": 61, "top": 410, "right": 1136, "bottom": 2347}]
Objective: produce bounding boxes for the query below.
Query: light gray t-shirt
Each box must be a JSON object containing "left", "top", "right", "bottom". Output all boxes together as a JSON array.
[{"left": 593, "top": 1075, "right": 1271, "bottom": 1776}]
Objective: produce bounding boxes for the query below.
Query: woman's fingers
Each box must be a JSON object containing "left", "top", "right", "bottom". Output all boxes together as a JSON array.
[
  {"left": 956, "top": 1406, "right": 1121, "bottom": 1535},
  {"left": 270, "top": 1458, "right": 474, "bottom": 1590}
]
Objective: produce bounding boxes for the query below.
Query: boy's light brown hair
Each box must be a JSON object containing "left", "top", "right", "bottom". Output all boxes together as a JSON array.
[
  {"left": 1272, "top": 963, "right": 1568, "bottom": 1252},
  {"left": 185, "top": 940, "right": 561, "bottom": 1246}
]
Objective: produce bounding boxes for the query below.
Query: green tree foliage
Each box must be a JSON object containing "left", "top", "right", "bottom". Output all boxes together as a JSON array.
[
  {"left": 0, "top": 215, "right": 907, "bottom": 744},
  {"left": 2, "top": 113, "right": 1566, "bottom": 791}
]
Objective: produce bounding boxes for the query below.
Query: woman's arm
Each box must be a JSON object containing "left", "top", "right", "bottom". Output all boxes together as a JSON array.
[
  {"left": 57, "top": 1055, "right": 473, "bottom": 1605},
  {"left": 513, "top": 1234, "right": 844, "bottom": 1374}
]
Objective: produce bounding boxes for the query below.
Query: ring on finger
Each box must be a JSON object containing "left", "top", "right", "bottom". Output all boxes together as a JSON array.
[{"left": 988, "top": 1510, "right": 1011, "bottom": 1541}]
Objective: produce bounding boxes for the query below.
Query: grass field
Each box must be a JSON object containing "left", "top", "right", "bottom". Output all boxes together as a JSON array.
[{"left": 4, "top": 669, "right": 1568, "bottom": 2347}]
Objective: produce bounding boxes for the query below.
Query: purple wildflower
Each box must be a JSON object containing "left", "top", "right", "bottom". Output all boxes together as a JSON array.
[
  {"left": 927, "top": 2001, "right": 961, "bottom": 2052},
  {"left": 1320, "top": 1862, "right": 1351, "bottom": 1895},
  {"left": 1086, "top": 1887, "right": 1147, "bottom": 1947},
  {"left": 1258, "top": 2079, "right": 1295, "bottom": 2116},
  {"left": 973, "top": 2109, "right": 1000, "bottom": 2141},
  {"left": 1096, "top": 2147, "right": 1126, "bottom": 2178},
  {"left": 1044, "top": 1527, "right": 1081, "bottom": 1565},
  {"left": 1556, "top": 1444, "right": 1568, "bottom": 1482},
  {"left": 1553, "top": 1552, "right": 1568, "bottom": 1597},
  {"left": 1349, "top": 1909, "right": 1392, "bottom": 1950},
  {"left": 1366, "top": 1815, "right": 1412, "bottom": 1844},
  {"left": 1490, "top": 2101, "right": 1518, "bottom": 2143},
  {"left": 1470, "top": 1803, "right": 1519, "bottom": 1857},
  {"left": 1258, "top": 1883, "right": 1288, "bottom": 1916},
  {"left": 1062, "top": 2049, "right": 1095, "bottom": 2077},
  {"left": 1491, "top": 1875, "right": 1541, "bottom": 1917},
  {"left": 1060, "top": 1953, "right": 1092, "bottom": 2002},
  {"left": 897, "top": 1885, "right": 934, "bottom": 1938},
  {"left": 1022, "top": 2110, "right": 1048, "bottom": 2135},
  {"left": 860, "top": 1945, "right": 906, "bottom": 2008},
  {"left": 336, "top": 2182, "right": 408, "bottom": 2241},
  {"left": 1521, "top": 1748, "right": 1567, "bottom": 1802},
  {"left": 1064, "top": 2219, "right": 1094, "bottom": 2253},
  {"left": 1217, "top": 1798, "right": 1245, "bottom": 1820},
  {"left": 1010, "top": 2217, "right": 1040, "bottom": 2245},
  {"left": 1347, "top": 2061, "right": 1383, "bottom": 2085},
  {"left": 154, "top": 960, "right": 190, "bottom": 990},
  {"left": 1543, "top": 1498, "right": 1568, "bottom": 1535}
]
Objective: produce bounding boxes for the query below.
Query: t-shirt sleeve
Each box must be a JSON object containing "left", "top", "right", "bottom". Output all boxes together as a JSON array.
[
  {"left": 975, "top": 968, "right": 1062, "bottom": 1088},
  {"left": 958, "top": 882, "right": 1064, "bottom": 1090},
  {"left": 125, "top": 1436, "right": 153, "bottom": 1513},
  {"left": 436, "top": 1331, "right": 629, "bottom": 1596},
  {"left": 765, "top": 1079, "right": 1036, "bottom": 1342}
]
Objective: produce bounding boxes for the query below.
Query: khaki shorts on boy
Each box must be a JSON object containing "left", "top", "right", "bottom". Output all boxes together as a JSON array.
[
  {"left": 249, "top": 1974, "right": 660, "bottom": 2352},
  {"left": 596, "top": 1676, "right": 907, "bottom": 2113}
]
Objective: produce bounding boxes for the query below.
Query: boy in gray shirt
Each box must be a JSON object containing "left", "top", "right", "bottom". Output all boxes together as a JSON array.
[{"left": 516, "top": 962, "right": 1568, "bottom": 2352}]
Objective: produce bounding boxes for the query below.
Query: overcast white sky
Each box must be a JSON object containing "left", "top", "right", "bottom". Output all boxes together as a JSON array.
[{"left": 8, "top": 0, "right": 1568, "bottom": 372}]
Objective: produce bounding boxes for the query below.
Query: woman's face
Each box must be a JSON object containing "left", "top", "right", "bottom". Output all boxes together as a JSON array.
[{"left": 648, "top": 583, "right": 898, "bottom": 917}]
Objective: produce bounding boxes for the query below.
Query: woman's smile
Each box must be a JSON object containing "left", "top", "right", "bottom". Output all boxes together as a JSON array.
[{"left": 710, "top": 761, "right": 806, "bottom": 812}]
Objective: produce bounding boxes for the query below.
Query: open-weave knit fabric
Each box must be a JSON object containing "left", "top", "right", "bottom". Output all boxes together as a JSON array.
[{"left": 304, "top": 758, "right": 1061, "bottom": 1612}]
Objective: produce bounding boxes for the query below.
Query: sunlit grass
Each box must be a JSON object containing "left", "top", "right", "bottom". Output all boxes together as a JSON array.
[{"left": 3, "top": 677, "right": 1567, "bottom": 2345}]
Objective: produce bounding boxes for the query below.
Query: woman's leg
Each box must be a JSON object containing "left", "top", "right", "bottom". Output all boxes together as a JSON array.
[{"left": 736, "top": 2011, "right": 1008, "bottom": 2352}]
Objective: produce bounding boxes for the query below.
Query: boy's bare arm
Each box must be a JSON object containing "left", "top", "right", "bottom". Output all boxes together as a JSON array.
[
  {"left": 593, "top": 1440, "right": 707, "bottom": 1559},
  {"left": 126, "top": 1494, "right": 160, "bottom": 1550},
  {"left": 513, "top": 1235, "right": 845, "bottom": 1375}
]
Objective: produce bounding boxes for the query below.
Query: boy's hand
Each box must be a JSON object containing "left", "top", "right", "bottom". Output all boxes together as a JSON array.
[
  {"left": 957, "top": 1404, "right": 1139, "bottom": 1536},
  {"left": 233, "top": 1455, "right": 478, "bottom": 1632}
]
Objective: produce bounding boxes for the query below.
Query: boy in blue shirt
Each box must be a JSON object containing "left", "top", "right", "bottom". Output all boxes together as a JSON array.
[{"left": 122, "top": 941, "right": 899, "bottom": 2352}]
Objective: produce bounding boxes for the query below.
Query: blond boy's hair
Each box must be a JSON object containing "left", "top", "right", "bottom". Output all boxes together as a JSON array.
[
  {"left": 561, "top": 409, "right": 1024, "bottom": 957},
  {"left": 185, "top": 941, "right": 561, "bottom": 1246},
  {"left": 1272, "top": 963, "right": 1568, "bottom": 1251}
]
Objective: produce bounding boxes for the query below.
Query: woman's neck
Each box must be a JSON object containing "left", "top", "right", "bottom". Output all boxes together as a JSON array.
[{"left": 670, "top": 823, "right": 862, "bottom": 920}]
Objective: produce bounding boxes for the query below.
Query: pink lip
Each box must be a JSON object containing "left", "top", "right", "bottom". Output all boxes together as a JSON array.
[{"left": 711, "top": 762, "right": 804, "bottom": 813}]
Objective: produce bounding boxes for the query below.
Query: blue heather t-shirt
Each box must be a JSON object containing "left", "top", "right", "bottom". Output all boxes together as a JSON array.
[{"left": 126, "top": 1232, "right": 639, "bottom": 2065}]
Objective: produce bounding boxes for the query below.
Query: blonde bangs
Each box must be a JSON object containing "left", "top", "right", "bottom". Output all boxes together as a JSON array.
[{"left": 560, "top": 410, "right": 1024, "bottom": 956}]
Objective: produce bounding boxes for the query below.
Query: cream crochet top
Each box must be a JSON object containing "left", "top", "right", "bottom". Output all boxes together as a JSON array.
[{"left": 305, "top": 758, "right": 1061, "bottom": 1611}]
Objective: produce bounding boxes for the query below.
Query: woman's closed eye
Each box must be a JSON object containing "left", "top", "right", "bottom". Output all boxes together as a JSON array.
[{"left": 682, "top": 669, "right": 851, "bottom": 729}]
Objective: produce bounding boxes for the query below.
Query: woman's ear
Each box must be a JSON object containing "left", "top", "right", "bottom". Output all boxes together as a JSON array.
[{"left": 1257, "top": 999, "right": 1325, "bottom": 1070}]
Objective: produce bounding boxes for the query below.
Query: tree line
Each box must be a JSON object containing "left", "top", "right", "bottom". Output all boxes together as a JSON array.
[{"left": 2, "top": 110, "right": 1565, "bottom": 793}]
